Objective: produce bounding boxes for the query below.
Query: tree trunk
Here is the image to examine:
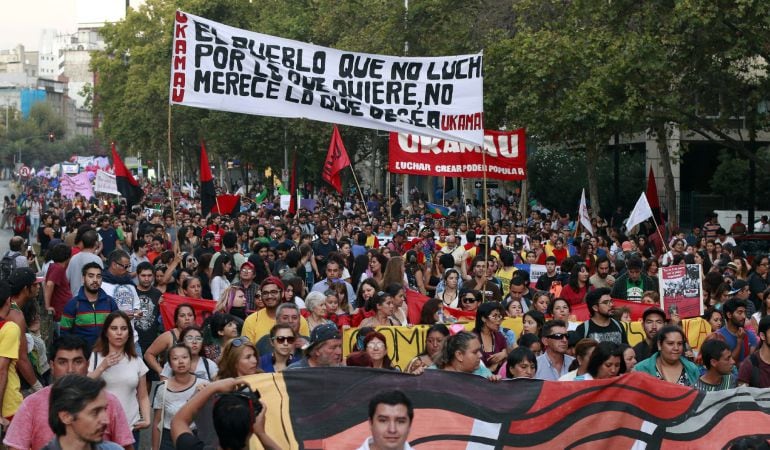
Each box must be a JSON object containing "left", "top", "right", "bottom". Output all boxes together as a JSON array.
[
  {"left": 586, "top": 141, "right": 602, "bottom": 221},
  {"left": 654, "top": 123, "right": 679, "bottom": 233}
]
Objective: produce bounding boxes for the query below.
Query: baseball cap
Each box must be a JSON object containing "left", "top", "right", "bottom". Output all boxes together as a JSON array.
[
  {"left": 9, "top": 267, "right": 39, "bottom": 295},
  {"left": 240, "top": 261, "right": 255, "bottom": 271},
  {"left": 303, "top": 323, "right": 342, "bottom": 354},
  {"left": 729, "top": 279, "right": 748, "bottom": 295},
  {"left": 259, "top": 276, "right": 284, "bottom": 292}
]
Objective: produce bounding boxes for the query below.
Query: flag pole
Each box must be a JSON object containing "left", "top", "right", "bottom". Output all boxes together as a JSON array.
[
  {"left": 650, "top": 215, "right": 669, "bottom": 253},
  {"left": 349, "top": 166, "right": 368, "bottom": 218},
  {"left": 481, "top": 147, "right": 489, "bottom": 302},
  {"left": 167, "top": 105, "right": 177, "bottom": 224}
]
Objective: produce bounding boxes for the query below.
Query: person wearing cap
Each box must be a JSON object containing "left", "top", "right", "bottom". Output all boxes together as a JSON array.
[
  {"left": 634, "top": 307, "right": 666, "bottom": 362},
  {"left": 738, "top": 316, "right": 770, "bottom": 387},
  {"left": 610, "top": 257, "right": 656, "bottom": 302},
  {"left": 232, "top": 261, "right": 259, "bottom": 312},
  {"left": 241, "top": 277, "right": 310, "bottom": 345},
  {"left": 287, "top": 323, "right": 343, "bottom": 369},
  {"left": 7, "top": 267, "right": 44, "bottom": 393}
]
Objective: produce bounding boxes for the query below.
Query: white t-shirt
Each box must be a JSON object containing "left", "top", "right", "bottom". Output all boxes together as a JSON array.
[
  {"left": 152, "top": 378, "right": 208, "bottom": 430},
  {"left": 89, "top": 353, "right": 149, "bottom": 427}
]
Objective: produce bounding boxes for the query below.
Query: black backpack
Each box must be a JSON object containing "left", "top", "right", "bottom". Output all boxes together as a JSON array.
[{"left": 0, "top": 251, "right": 19, "bottom": 281}]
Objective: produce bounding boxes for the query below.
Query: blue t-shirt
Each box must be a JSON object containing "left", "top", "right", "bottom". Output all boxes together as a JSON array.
[{"left": 718, "top": 326, "right": 758, "bottom": 363}]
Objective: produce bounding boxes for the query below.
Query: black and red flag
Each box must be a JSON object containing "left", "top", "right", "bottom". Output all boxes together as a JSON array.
[
  {"left": 322, "top": 125, "right": 351, "bottom": 193},
  {"left": 200, "top": 141, "right": 217, "bottom": 217},
  {"left": 110, "top": 142, "right": 143, "bottom": 208},
  {"left": 646, "top": 166, "right": 665, "bottom": 226},
  {"left": 211, "top": 194, "right": 240, "bottom": 217}
]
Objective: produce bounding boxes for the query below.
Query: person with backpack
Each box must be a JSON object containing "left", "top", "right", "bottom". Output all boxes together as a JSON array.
[
  {"left": 12, "top": 208, "right": 30, "bottom": 242},
  {"left": 738, "top": 316, "right": 770, "bottom": 387},
  {"left": 1, "top": 237, "right": 29, "bottom": 279},
  {"left": 575, "top": 288, "right": 628, "bottom": 345}
]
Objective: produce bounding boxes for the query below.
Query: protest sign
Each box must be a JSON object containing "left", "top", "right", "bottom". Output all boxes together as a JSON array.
[
  {"left": 388, "top": 129, "right": 527, "bottom": 180},
  {"left": 59, "top": 173, "right": 94, "bottom": 200},
  {"left": 169, "top": 11, "right": 484, "bottom": 145},
  {"left": 61, "top": 163, "right": 79, "bottom": 174},
  {"left": 94, "top": 170, "right": 121, "bottom": 195},
  {"left": 659, "top": 264, "right": 704, "bottom": 319}
]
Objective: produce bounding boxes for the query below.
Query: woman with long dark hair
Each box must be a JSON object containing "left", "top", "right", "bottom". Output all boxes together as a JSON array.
[
  {"left": 89, "top": 311, "right": 150, "bottom": 442},
  {"left": 560, "top": 263, "right": 591, "bottom": 305},
  {"left": 473, "top": 302, "right": 508, "bottom": 373}
]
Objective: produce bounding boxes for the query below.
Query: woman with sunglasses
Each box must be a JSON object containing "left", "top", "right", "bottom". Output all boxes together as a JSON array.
[
  {"left": 151, "top": 343, "right": 207, "bottom": 450},
  {"left": 89, "top": 311, "right": 150, "bottom": 443},
  {"left": 473, "top": 302, "right": 508, "bottom": 373},
  {"left": 144, "top": 303, "right": 196, "bottom": 376},
  {"left": 217, "top": 336, "right": 262, "bottom": 379},
  {"left": 160, "top": 325, "right": 218, "bottom": 382},
  {"left": 202, "top": 313, "right": 240, "bottom": 362},
  {"left": 259, "top": 324, "right": 297, "bottom": 372},
  {"left": 459, "top": 288, "right": 481, "bottom": 312},
  {"left": 359, "top": 291, "right": 396, "bottom": 328}
]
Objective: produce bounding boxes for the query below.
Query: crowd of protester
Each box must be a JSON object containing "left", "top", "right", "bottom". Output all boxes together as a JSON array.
[{"left": 0, "top": 175, "right": 769, "bottom": 449}]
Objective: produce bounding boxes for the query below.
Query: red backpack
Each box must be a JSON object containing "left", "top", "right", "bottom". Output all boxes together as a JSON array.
[{"left": 13, "top": 215, "right": 26, "bottom": 234}]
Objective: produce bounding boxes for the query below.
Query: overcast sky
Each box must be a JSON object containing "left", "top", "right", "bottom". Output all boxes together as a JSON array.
[{"left": 0, "top": 0, "right": 130, "bottom": 51}]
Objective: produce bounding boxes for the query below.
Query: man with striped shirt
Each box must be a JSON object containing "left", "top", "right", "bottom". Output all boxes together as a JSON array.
[{"left": 60, "top": 262, "right": 119, "bottom": 348}]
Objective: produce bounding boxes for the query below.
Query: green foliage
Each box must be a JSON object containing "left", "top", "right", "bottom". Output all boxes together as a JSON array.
[
  {"left": 528, "top": 145, "right": 644, "bottom": 213},
  {"left": 710, "top": 147, "right": 770, "bottom": 209},
  {"left": 0, "top": 103, "right": 79, "bottom": 167}
]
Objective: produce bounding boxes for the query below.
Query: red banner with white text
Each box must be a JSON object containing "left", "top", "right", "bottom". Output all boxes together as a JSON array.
[{"left": 388, "top": 129, "right": 527, "bottom": 180}]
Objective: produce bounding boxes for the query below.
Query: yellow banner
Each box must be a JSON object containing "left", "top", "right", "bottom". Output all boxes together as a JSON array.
[{"left": 343, "top": 317, "right": 711, "bottom": 371}]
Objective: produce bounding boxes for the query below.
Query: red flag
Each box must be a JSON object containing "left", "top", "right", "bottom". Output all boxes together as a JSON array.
[
  {"left": 322, "top": 125, "right": 351, "bottom": 193},
  {"left": 212, "top": 194, "right": 240, "bottom": 217},
  {"left": 110, "top": 142, "right": 143, "bottom": 208},
  {"left": 646, "top": 166, "right": 664, "bottom": 225},
  {"left": 200, "top": 141, "right": 217, "bottom": 217},
  {"left": 289, "top": 150, "right": 298, "bottom": 214}
]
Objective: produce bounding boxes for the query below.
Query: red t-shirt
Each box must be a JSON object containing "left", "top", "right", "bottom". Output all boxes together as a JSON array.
[
  {"left": 561, "top": 284, "right": 589, "bottom": 306},
  {"left": 45, "top": 263, "right": 71, "bottom": 321}
]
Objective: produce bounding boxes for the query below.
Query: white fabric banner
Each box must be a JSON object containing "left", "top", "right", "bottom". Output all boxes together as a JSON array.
[
  {"left": 279, "top": 194, "right": 291, "bottom": 211},
  {"left": 169, "top": 11, "right": 484, "bottom": 145},
  {"left": 626, "top": 193, "right": 653, "bottom": 232},
  {"left": 94, "top": 170, "right": 121, "bottom": 195}
]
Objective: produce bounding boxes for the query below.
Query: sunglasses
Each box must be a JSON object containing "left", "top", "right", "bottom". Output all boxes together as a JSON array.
[
  {"left": 545, "top": 333, "right": 569, "bottom": 340},
  {"left": 230, "top": 336, "right": 251, "bottom": 347},
  {"left": 462, "top": 297, "right": 478, "bottom": 303},
  {"left": 272, "top": 336, "right": 296, "bottom": 344},
  {"left": 114, "top": 262, "right": 130, "bottom": 270}
]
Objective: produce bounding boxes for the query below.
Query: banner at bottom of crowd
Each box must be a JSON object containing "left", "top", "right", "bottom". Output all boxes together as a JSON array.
[{"left": 192, "top": 369, "right": 770, "bottom": 449}]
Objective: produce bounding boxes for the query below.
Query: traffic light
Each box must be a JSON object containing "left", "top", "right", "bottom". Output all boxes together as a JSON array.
[{"left": 48, "top": 131, "right": 55, "bottom": 142}]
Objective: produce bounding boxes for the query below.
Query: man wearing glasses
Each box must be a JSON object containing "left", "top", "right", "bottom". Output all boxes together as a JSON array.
[
  {"left": 534, "top": 320, "right": 574, "bottom": 380},
  {"left": 242, "top": 277, "right": 310, "bottom": 344},
  {"left": 101, "top": 249, "right": 142, "bottom": 353},
  {"left": 576, "top": 288, "right": 628, "bottom": 345}
]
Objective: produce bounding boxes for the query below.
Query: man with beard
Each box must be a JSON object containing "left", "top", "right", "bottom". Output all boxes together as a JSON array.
[
  {"left": 242, "top": 277, "right": 310, "bottom": 344},
  {"left": 44, "top": 375, "right": 124, "bottom": 449},
  {"left": 575, "top": 288, "right": 628, "bottom": 345},
  {"left": 4, "top": 336, "right": 134, "bottom": 450},
  {"left": 634, "top": 307, "right": 666, "bottom": 361},
  {"left": 132, "top": 262, "right": 161, "bottom": 372},
  {"left": 718, "top": 298, "right": 757, "bottom": 364},
  {"left": 287, "top": 323, "right": 343, "bottom": 369},
  {"left": 589, "top": 256, "right": 615, "bottom": 289},
  {"left": 60, "top": 263, "right": 119, "bottom": 348}
]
